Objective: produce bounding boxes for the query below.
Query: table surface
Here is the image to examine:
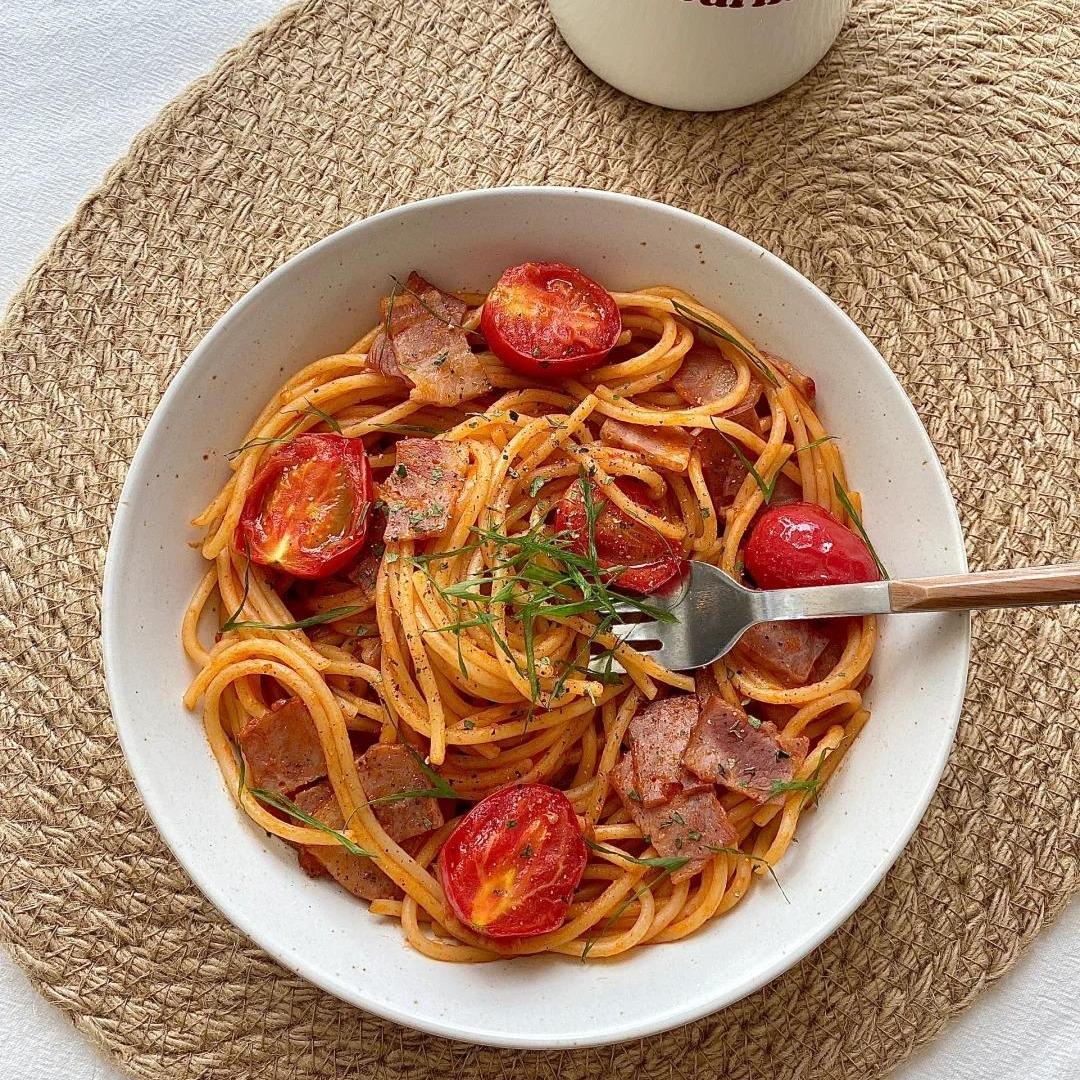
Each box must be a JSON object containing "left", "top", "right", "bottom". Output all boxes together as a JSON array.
[{"left": 1, "top": 4, "right": 1077, "bottom": 1079}]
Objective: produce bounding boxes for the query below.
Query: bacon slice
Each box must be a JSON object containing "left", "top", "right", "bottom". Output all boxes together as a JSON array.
[
  {"left": 673, "top": 344, "right": 763, "bottom": 420},
  {"left": 736, "top": 619, "right": 831, "bottom": 686},
  {"left": 610, "top": 754, "right": 737, "bottom": 883},
  {"left": 626, "top": 695, "right": 710, "bottom": 807},
  {"left": 238, "top": 697, "right": 327, "bottom": 797},
  {"left": 683, "top": 695, "right": 807, "bottom": 804},
  {"left": 381, "top": 438, "right": 469, "bottom": 541},
  {"left": 292, "top": 744, "right": 444, "bottom": 902},
  {"left": 807, "top": 619, "right": 850, "bottom": 683},
  {"left": 356, "top": 743, "right": 444, "bottom": 843},
  {"left": 766, "top": 352, "right": 816, "bottom": 401},
  {"left": 344, "top": 546, "right": 382, "bottom": 605},
  {"left": 600, "top": 418, "right": 692, "bottom": 473},
  {"left": 673, "top": 345, "right": 738, "bottom": 407},
  {"left": 694, "top": 429, "right": 746, "bottom": 509},
  {"left": 291, "top": 780, "right": 401, "bottom": 902},
  {"left": 355, "top": 635, "right": 381, "bottom": 668},
  {"left": 369, "top": 272, "right": 490, "bottom": 405}
]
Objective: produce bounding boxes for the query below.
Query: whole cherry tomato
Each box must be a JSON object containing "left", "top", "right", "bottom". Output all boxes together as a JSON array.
[
  {"left": 235, "top": 433, "right": 373, "bottom": 580},
  {"left": 481, "top": 261, "right": 621, "bottom": 378},
  {"left": 439, "top": 784, "right": 587, "bottom": 940},
  {"left": 745, "top": 501, "right": 880, "bottom": 589},
  {"left": 555, "top": 476, "right": 684, "bottom": 593}
]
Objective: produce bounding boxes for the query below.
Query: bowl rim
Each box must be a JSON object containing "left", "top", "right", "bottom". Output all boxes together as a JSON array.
[{"left": 102, "top": 185, "right": 970, "bottom": 1048}]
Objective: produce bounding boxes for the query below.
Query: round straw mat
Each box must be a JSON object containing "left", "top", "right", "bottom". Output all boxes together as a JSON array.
[{"left": 1, "top": 1, "right": 1077, "bottom": 1077}]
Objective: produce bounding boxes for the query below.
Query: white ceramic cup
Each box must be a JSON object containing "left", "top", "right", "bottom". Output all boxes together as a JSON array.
[{"left": 548, "top": 0, "right": 851, "bottom": 112}]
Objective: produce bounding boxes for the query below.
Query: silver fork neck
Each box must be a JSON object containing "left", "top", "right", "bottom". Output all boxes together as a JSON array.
[{"left": 754, "top": 580, "right": 893, "bottom": 623}]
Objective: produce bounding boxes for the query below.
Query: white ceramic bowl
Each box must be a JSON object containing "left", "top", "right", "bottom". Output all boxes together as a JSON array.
[{"left": 103, "top": 187, "right": 969, "bottom": 1049}]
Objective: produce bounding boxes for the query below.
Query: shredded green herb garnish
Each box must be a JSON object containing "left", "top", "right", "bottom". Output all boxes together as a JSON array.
[
  {"left": 226, "top": 419, "right": 303, "bottom": 460},
  {"left": 768, "top": 750, "right": 831, "bottom": 807},
  {"left": 832, "top": 477, "right": 889, "bottom": 579},
  {"left": 389, "top": 275, "right": 479, "bottom": 337},
  {"left": 705, "top": 845, "right": 790, "bottom": 904},
  {"left": 415, "top": 470, "right": 675, "bottom": 707},
  {"left": 221, "top": 545, "right": 254, "bottom": 631},
  {"left": 241, "top": 768, "right": 373, "bottom": 859},
  {"left": 383, "top": 281, "right": 398, "bottom": 343},
  {"left": 671, "top": 300, "right": 779, "bottom": 387},
  {"left": 719, "top": 429, "right": 778, "bottom": 504},
  {"left": 370, "top": 422, "right": 444, "bottom": 436},
  {"left": 584, "top": 839, "right": 690, "bottom": 872},
  {"left": 795, "top": 434, "right": 837, "bottom": 454},
  {"left": 226, "top": 404, "right": 344, "bottom": 460},
  {"left": 303, "top": 401, "right": 342, "bottom": 433},
  {"left": 223, "top": 604, "right": 367, "bottom": 634},
  {"left": 581, "top": 864, "right": 682, "bottom": 961}
]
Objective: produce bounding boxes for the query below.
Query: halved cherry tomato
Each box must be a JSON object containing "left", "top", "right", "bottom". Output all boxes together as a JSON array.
[
  {"left": 554, "top": 476, "right": 684, "bottom": 593},
  {"left": 439, "top": 784, "right": 587, "bottom": 940},
  {"left": 745, "top": 501, "right": 880, "bottom": 589},
  {"left": 481, "top": 261, "right": 621, "bottom": 378},
  {"left": 236, "top": 433, "right": 373, "bottom": 580}
]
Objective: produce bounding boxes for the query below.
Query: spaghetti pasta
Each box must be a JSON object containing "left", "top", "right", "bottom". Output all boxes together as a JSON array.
[{"left": 182, "top": 267, "right": 877, "bottom": 961}]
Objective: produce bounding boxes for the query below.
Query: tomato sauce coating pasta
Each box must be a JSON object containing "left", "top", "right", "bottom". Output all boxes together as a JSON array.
[{"left": 182, "top": 268, "right": 877, "bottom": 961}]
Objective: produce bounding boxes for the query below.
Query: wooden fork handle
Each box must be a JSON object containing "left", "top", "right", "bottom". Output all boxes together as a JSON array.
[{"left": 889, "top": 564, "right": 1080, "bottom": 612}]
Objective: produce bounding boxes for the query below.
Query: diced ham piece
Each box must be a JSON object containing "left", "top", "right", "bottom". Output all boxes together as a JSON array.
[
  {"left": 756, "top": 701, "right": 798, "bottom": 728},
  {"left": 768, "top": 473, "right": 803, "bottom": 506},
  {"left": 766, "top": 352, "right": 816, "bottom": 401},
  {"left": 683, "top": 694, "right": 808, "bottom": 804},
  {"left": 292, "top": 545, "right": 382, "bottom": 623},
  {"left": 694, "top": 429, "right": 747, "bottom": 509},
  {"left": 610, "top": 754, "right": 737, "bottom": 883},
  {"left": 807, "top": 619, "right": 850, "bottom": 683},
  {"left": 344, "top": 546, "right": 382, "bottom": 606},
  {"left": 356, "top": 743, "right": 445, "bottom": 844},
  {"left": 381, "top": 438, "right": 469, "bottom": 541},
  {"left": 292, "top": 744, "right": 445, "bottom": 902},
  {"left": 294, "top": 781, "right": 333, "bottom": 879},
  {"left": 626, "top": 695, "right": 710, "bottom": 807},
  {"left": 674, "top": 344, "right": 763, "bottom": 422},
  {"left": 744, "top": 473, "right": 804, "bottom": 532},
  {"left": 293, "top": 779, "right": 333, "bottom": 816},
  {"left": 736, "top": 619, "right": 831, "bottom": 686},
  {"left": 369, "top": 272, "right": 491, "bottom": 406},
  {"left": 297, "top": 847, "right": 331, "bottom": 879},
  {"left": 238, "top": 697, "right": 327, "bottom": 797},
  {"left": 673, "top": 345, "right": 740, "bottom": 407},
  {"left": 355, "top": 635, "right": 381, "bottom": 668},
  {"left": 600, "top": 418, "right": 692, "bottom": 473},
  {"left": 292, "top": 780, "right": 401, "bottom": 902}
]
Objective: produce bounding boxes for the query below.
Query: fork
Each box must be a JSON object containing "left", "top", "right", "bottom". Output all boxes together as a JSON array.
[{"left": 611, "top": 562, "right": 1080, "bottom": 672}]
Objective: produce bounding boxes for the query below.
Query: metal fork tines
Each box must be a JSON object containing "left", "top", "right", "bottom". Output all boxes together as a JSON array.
[{"left": 609, "top": 561, "right": 892, "bottom": 672}]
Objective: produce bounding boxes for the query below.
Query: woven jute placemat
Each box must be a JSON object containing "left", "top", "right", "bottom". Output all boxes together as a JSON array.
[{"left": 1, "top": 1, "right": 1077, "bottom": 1077}]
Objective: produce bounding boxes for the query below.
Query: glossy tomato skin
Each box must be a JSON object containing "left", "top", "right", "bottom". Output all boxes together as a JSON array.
[
  {"left": 481, "top": 261, "right": 621, "bottom": 379},
  {"left": 236, "top": 433, "right": 373, "bottom": 580},
  {"left": 555, "top": 476, "right": 684, "bottom": 593},
  {"left": 745, "top": 501, "right": 880, "bottom": 589},
  {"left": 439, "top": 784, "right": 588, "bottom": 940}
]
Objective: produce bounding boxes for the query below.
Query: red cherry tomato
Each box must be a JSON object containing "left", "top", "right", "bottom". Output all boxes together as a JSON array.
[
  {"left": 745, "top": 501, "right": 880, "bottom": 589},
  {"left": 481, "top": 261, "right": 621, "bottom": 378},
  {"left": 439, "top": 784, "right": 587, "bottom": 940},
  {"left": 555, "top": 477, "right": 684, "bottom": 593},
  {"left": 236, "top": 433, "right": 373, "bottom": 580}
]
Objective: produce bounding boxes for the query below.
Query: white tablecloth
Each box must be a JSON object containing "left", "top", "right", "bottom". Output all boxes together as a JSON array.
[{"left": 1, "top": 4, "right": 1076, "bottom": 1078}]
